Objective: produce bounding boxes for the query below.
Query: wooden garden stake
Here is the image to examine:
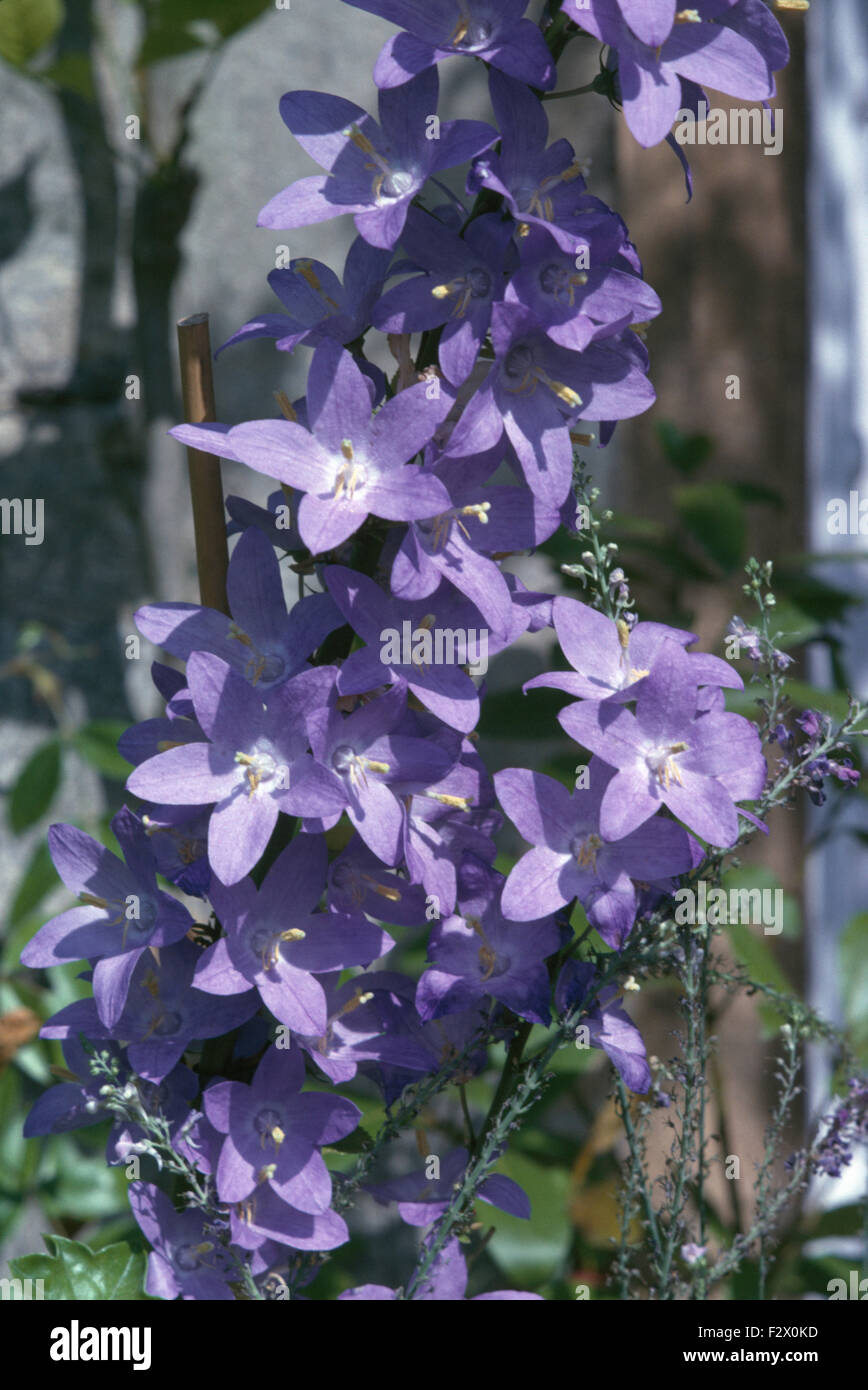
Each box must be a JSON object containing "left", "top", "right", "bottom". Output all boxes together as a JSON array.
[{"left": 176, "top": 312, "right": 230, "bottom": 615}]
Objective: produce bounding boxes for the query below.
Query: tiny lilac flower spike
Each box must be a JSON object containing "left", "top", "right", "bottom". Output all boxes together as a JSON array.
[
  {"left": 219, "top": 341, "right": 453, "bottom": 555},
  {"left": 194, "top": 835, "right": 393, "bottom": 1036},
  {"left": 129, "top": 1182, "right": 236, "bottom": 1300},
  {"left": 135, "top": 527, "right": 342, "bottom": 692},
  {"left": 495, "top": 763, "right": 696, "bottom": 948},
  {"left": 525, "top": 595, "right": 742, "bottom": 703},
  {"left": 559, "top": 641, "right": 766, "bottom": 847},
  {"left": 203, "top": 1043, "right": 360, "bottom": 1209},
  {"left": 555, "top": 961, "right": 651, "bottom": 1093},
  {"left": 344, "top": 0, "right": 556, "bottom": 92},
  {"left": 127, "top": 653, "right": 339, "bottom": 886},
  {"left": 258, "top": 69, "right": 497, "bottom": 250},
  {"left": 416, "top": 856, "right": 561, "bottom": 1024},
  {"left": 566, "top": 0, "right": 788, "bottom": 149},
  {"left": 216, "top": 236, "right": 392, "bottom": 356},
  {"left": 373, "top": 208, "right": 513, "bottom": 386},
  {"left": 21, "top": 807, "right": 193, "bottom": 1029}
]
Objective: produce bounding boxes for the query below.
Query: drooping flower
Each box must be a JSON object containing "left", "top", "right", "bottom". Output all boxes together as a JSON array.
[
  {"left": 367, "top": 1146, "right": 530, "bottom": 1226},
  {"left": 555, "top": 959, "right": 651, "bottom": 1093}
]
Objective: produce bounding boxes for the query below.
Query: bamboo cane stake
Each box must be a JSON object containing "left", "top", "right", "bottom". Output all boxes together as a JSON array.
[{"left": 176, "top": 313, "right": 230, "bottom": 614}]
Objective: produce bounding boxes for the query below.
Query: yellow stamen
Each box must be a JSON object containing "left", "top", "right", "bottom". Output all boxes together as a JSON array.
[{"left": 273, "top": 389, "right": 297, "bottom": 421}]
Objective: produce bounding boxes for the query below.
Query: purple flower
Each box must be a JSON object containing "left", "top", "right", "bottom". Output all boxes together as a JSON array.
[
  {"left": 210, "top": 342, "right": 452, "bottom": 555},
  {"left": 367, "top": 1146, "right": 530, "bottom": 1226},
  {"left": 193, "top": 834, "right": 393, "bottom": 1036},
  {"left": 525, "top": 595, "right": 742, "bottom": 702},
  {"left": 257, "top": 70, "right": 496, "bottom": 249},
  {"left": 139, "top": 806, "right": 212, "bottom": 898},
  {"left": 453, "top": 301, "right": 654, "bottom": 506},
  {"left": 325, "top": 565, "right": 519, "bottom": 733},
  {"left": 495, "top": 762, "right": 695, "bottom": 947},
  {"left": 345, "top": 0, "right": 556, "bottom": 92},
  {"left": 505, "top": 224, "right": 662, "bottom": 353},
  {"left": 402, "top": 752, "right": 500, "bottom": 914},
  {"left": 327, "top": 835, "right": 429, "bottom": 926},
  {"left": 558, "top": 641, "right": 766, "bottom": 846},
  {"left": 416, "top": 856, "right": 561, "bottom": 1023},
  {"left": 567, "top": 0, "right": 788, "bottom": 148},
  {"left": 203, "top": 1043, "right": 359, "bottom": 1208},
  {"left": 126, "top": 653, "right": 339, "bottom": 885},
  {"left": 373, "top": 208, "right": 513, "bottom": 385},
  {"left": 41, "top": 940, "right": 258, "bottom": 1082},
  {"left": 293, "top": 970, "right": 434, "bottom": 1083},
  {"left": 21, "top": 809, "right": 193, "bottom": 1028},
  {"left": 227, "top": 1184, "right": 349, "bottom": 1253},
  {"left": 681, "top": 1241, "right": 708, "bottom": 1265},
  {"left": 555, "top": 960, "right": 651, "bottom": 1093},
  {"left": 217, "top": 236, "right": 391, "bottom": 356},
  {"left": 468, "top": 72, "right": 600, "bottom": 254},
  {"left": 390, "top": 451, "right": 560, "bottom": 637},
  {"left": 129, "top": 1183, "right": 236, "bottom": 1300},
  {"left": 135, "top": 528, "right": 342, "bottom": 692},
  {"left": 303, "top": 682, "right": 457, "bottom": 865}
]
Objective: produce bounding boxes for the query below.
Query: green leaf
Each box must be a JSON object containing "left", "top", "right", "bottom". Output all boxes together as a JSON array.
[
  {"left": 9, "top": 1236, "right": 154, "bottom": 1300},
  {"left": 674, "top": 482, "right": 746, "bottom": 572},
  {"left": 655, "top": 420, "right": 713, "bottom": 475},
  {"left": 7, "top": 740, "right": 62, "bottom": 833},
  {"left": 41, "top": 51, "right": 95, "bottom": 99},
  {"left": 9, "top": 838, "right": 57, "bottom": 926},
  {"left": 484, "top": 1150, "right": 570, "bottom": 1284},
  {"left": 0, "top": 0, "right": 63, "bottom": 67},
  {"left": 138, "top": 0, "right": 273, "bottom": 65},
  {"left": 70, "top": 720, "right": 129, "bottom": 780},
  {"left": 730, "top": 479, "right": 785, "bottom": 510}
]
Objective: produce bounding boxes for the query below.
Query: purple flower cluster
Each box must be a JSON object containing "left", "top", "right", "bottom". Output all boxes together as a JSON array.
[
  {"left": 17, "top": 0, "right": 804, "bottom": 1302},
  {"left": 564, "top": 0, "right": 789, "bottom": 149}
]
